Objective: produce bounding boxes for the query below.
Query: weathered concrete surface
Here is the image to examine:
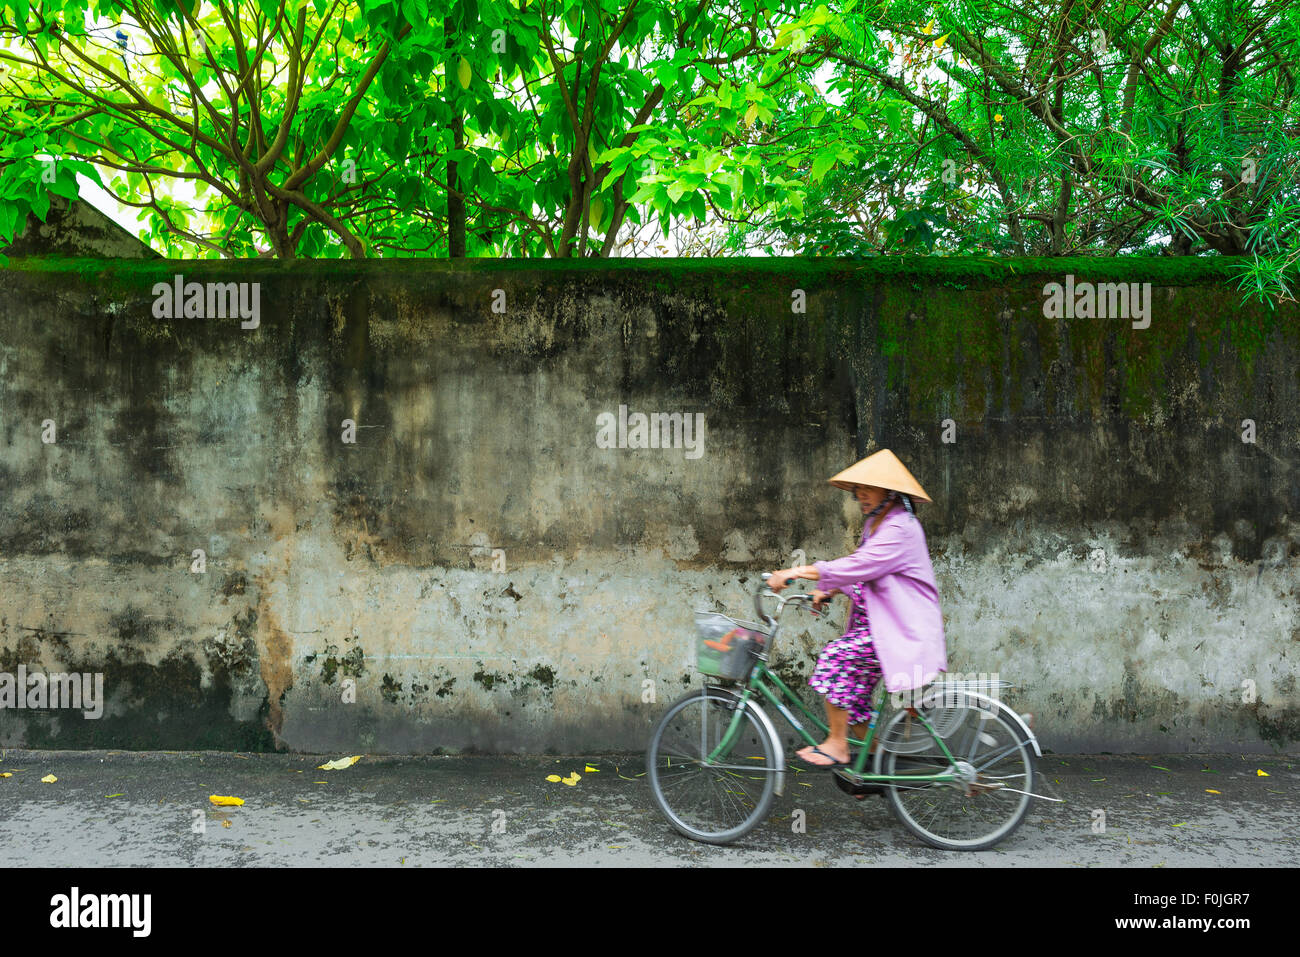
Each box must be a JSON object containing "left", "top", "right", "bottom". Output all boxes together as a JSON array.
[
  {"left": 2, "top": 196, "right": 158, "bottom": 259},
  {"left": 0, "top": 257, "right": 1297, "bottom": 753},
  {"left": 0, "top": 748, "right": 1294, "bottom": 866}
]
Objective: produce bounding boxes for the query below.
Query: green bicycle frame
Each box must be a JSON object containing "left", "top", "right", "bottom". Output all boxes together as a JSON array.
[{"left": 703, "top": 657, "right": 961, "bottom": 784}]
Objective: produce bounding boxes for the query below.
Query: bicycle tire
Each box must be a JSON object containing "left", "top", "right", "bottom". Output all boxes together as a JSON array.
[
  {"left": 646, "top": 687, "right": 779, "bottom": 845},
  {"left": 876, "top": 692, "right": 1036, "bottom": 851}
]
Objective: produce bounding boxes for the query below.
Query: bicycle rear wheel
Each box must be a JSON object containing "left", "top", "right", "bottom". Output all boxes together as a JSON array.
[
  {"left": 876, "top": 692, "right": 1035, "bottom": 851},
  {"left": 647, "top": 687, "right": 778, "bottom": 845}
]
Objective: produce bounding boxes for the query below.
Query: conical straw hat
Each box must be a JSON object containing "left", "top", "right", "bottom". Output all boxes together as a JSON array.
[{"left": 828, "top": 449, "right": 931, "bottom": 502}]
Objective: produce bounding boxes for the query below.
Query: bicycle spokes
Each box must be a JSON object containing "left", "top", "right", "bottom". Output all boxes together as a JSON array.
[
  {"left": 648, "top": 691, "right": 777, "bottom": 843},
  {"left": 879, "top": 696, "right": 1036, "bottom": 850}
]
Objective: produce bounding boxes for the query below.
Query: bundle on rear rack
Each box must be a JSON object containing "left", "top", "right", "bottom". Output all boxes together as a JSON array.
[{"left": 694, "top": 612, "right": 768, "bottom": 681}]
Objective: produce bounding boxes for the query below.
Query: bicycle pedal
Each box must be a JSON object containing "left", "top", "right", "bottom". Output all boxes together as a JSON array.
[{"left": 833, "top": 771, "right": 886, "bottom": 798}]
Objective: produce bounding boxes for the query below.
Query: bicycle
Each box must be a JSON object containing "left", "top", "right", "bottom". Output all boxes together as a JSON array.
[{"left": 646, "top": 573, "right": 1043, "bottom": 850}]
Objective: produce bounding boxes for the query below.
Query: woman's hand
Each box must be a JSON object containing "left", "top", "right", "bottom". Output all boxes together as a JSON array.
[
  {"left": 768, "top": 566, "right": 820, "bottom": 593},
  {"left": 811, "top": 588, "right": 838, "bottom": 611},
  {"left": 766, "top": 569, "right": 794, "bottom": 593}
]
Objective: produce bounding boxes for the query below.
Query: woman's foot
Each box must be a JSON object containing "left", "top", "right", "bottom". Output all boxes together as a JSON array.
[
  {"left": 796, "top": 741, "right": 850, "bottom": 766},
  {"left": 849, "top": 722, "right": 878, "bottom": 754}
]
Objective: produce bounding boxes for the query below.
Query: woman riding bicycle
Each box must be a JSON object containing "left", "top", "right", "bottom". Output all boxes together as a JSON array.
[{"left": 767, "top": 448, "right": 947, "bottom": 769}]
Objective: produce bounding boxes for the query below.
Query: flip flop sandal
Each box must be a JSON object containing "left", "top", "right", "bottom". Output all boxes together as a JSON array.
[{"left": 795, "top": 746, "right": 850, "bottom": 769}]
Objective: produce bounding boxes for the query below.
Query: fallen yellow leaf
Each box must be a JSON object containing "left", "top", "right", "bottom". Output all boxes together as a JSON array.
[
  {"left": 0, "top": 772, "right": 12, "bottom": 778},
  {"left": 584, "top": 765, "right": 600, "bottom": 773},
  {"left": 221, "top": 820, "right": 232, "bottom": 829},
  {"left": 562, "top": 772, "right": 581, "bottom": 786},
  {"left": 317, "top": 756, "right": 362, "bottom": 770},
  {"left": 41, "top": 774, "right": 57, "bottom": 783},
  {"left": 209, "top": 795, "right": 244, "bottom": 806},
  {"left": 1257, "top": 769, "right": 1270, "bottom": 777},
  {"left": 1206, "top": 789, "right": 1220, "bottom": 794},
  {"left": 546, "top": 774, "right": 563, "bottom": 783}
]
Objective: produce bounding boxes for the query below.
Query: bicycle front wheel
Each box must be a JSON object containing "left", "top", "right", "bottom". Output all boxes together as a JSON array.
[
  {"left": 646, "top": 687, "right": 778, "bottom": 845},
  {"left": 877, "top": 692, "right": 1036, "bottom": 851}
]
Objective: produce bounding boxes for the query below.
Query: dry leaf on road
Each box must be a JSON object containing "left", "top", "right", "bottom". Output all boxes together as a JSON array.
[{"left": 317, "top": 756, "right": 362, "bottom": 770}]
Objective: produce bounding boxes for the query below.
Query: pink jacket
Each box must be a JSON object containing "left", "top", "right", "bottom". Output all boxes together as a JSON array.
[{"left": 814, "top": 506, "right": 947, "bottom": 692}]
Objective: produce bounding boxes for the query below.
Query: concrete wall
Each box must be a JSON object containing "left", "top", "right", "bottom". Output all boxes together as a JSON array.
[
  {"left": 3, "top": 196, "right": 159, "bottom": 260},
  {"left": 0, "top": 257, "right": 1296, "bottom": 753}
]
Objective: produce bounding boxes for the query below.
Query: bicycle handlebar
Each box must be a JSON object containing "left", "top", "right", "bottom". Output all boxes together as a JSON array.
[{"left": 754, "top": 573, "right": 822, "bottom": 625}]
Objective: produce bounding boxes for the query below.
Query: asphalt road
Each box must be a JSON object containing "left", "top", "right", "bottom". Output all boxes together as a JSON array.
[{"left": 0, "top": 749, "right": 1294, "bottom": 866}]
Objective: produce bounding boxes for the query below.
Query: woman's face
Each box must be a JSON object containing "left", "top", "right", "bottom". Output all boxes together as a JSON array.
[{"left": 853, "top": 485, "right": 890, "bottom": 514}]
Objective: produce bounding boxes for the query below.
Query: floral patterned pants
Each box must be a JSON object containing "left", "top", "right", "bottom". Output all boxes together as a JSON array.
[{"left": 808, "top": 595, "right": 883, "bottom": 725}]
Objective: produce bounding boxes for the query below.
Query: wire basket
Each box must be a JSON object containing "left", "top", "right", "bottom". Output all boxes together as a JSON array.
[
  {"left": 922, "top": 679, "right": 1015, "bottom": 736},
  {"left": 913, "top": 700, "right": 971, "bottom": 740},
  {"left": 694, "top": 612, "right": 768, "bottom": 681}
]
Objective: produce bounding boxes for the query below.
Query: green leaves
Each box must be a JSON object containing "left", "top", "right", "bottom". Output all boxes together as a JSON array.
[
  {"left": 597, "top": 147, "right": 639, "bottom": 190},
  {"left": 0, "top": 202, "right": 20, "bottom": 245},
  {"left": 689, "top": 189, "right": 706, "bottom": 222},
  {"left": 811, "top": 147, "right": 838, "bottom": 183},
  {"left": 400, "top": 0, "right": 424, "bottom": 27},
  {"left": 29, "top": 187, "right": 50, "bottom": 222},
  {"left": 760, "top": 51, "right": 787, "bottom": 83},
  {"left": 10, "top": 0, "right": 1290, "bottom": 289},
  {"left": 882, "top": 101, "right": 902, "bottom": 136},
  {"left": 652, "top": 59, "right": 678, "bottom": 89}
]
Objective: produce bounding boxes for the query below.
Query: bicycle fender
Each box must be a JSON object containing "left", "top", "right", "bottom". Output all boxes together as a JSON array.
[
  {"left": 708, "top": 686, "right": 787, "bottom": 797},
  {"left": 917, "top": 688, "right": 1044, "bottom": 757}
]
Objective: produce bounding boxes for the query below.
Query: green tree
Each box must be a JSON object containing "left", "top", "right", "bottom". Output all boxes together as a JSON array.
[
  {"left": 5, "top": 0, "right": 1295, "bottom": 306},
  {"left": 0, "top": 0, "right": 830, "bottom": 258},
  {"left": 1, "top": 0, "right": 441, "bottom": 257},
  {"left": 729, "top": 0, "right": 1300, "bottom": 302},
  {"left": 416, "top": 0, "right": 838, "bottom": 257}
]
